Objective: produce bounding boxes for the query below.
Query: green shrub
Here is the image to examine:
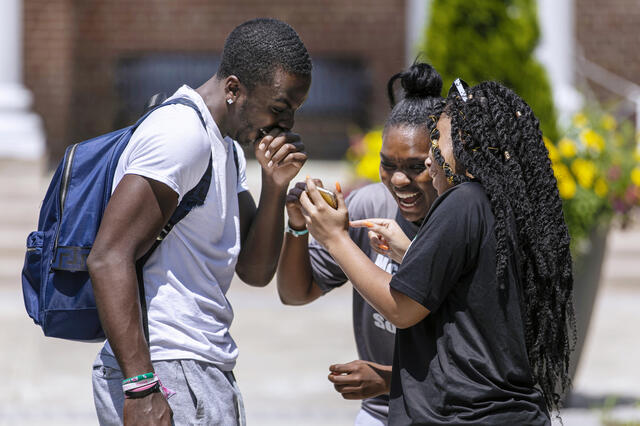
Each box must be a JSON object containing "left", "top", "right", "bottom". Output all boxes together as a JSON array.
[{"left": 422, "top": 0, "right": 559, "bottom": 141}]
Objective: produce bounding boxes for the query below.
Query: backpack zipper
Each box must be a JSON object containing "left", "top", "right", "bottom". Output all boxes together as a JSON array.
[
  {"left": 59, "top": 143, "right": 78, "bottom": 218},
  {"left": 53, "top": 143, "right": 79, "bottom": 252}
]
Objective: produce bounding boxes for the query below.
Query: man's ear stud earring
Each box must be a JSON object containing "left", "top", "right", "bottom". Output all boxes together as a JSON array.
[{"left": 227, "top": 99, "right": 234, "bottom": 105}]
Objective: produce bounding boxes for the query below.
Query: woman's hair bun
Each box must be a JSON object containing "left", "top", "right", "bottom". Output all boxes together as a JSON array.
[{"left": 387, "top": 62, "right": 443, "bottom": 106}]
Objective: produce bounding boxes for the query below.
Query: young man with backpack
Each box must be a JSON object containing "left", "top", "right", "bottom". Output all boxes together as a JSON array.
[{"left": 88, "top": 19, "right": 311, "bottom": 425}]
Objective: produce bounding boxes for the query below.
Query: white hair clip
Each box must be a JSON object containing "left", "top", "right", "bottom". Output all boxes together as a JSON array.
[{"left": 453, "top": 78, "right": 468, "bottom": 102}]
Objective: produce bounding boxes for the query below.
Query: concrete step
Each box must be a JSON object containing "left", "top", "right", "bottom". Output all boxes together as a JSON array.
[{"left": 0, "top": 201, "right": 42, "bottom": 226}]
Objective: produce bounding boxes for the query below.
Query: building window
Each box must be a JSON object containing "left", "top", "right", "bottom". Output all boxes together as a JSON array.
[{"left": 115, "top": 53, "right": 371, "bottom": 158}]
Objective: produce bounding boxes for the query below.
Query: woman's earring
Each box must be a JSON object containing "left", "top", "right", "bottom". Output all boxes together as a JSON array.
[{"left": 227, "top": 99, "right": 234, "bottom": 105}]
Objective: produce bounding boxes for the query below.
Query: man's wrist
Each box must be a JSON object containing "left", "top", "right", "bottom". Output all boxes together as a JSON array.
[{"left": 260, "top": 170, "right": 291, "bottom": 192}]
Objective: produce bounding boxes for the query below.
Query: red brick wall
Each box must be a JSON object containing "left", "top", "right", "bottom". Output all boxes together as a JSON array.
[
  {"left": 24, "top": 0, "right": 75, "bottom": 163},
  {"left": 575, "top": 0, "right": 640, "bottom": 101},
  {"left": 24, "top": 0, "right": 406, "bottom": 162}
]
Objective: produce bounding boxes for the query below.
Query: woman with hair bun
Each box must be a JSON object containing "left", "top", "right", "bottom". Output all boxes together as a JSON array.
[
  {"left": 300, "top": 80, "right": 574, "bottom": 425},
  {"left": 277, "top": 62, "right": 443, "bottom": 425}
]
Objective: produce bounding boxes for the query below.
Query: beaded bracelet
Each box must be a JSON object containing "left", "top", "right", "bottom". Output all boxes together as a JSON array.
[
  {"left": 123, "top": 377, "right": 158, "bottom": 392},
  {"left": 122, "top": 372, "right": 155, "bottom": 385},
  {"left": 125, "top": 382, "right": 160, "bottom": 399},
  {"left": 122, "top": 372, "right": 177, "bottom": 400},
  {"left": 285, "top": 223, "right": 309, "bottom": 237},
  {"left": 123, "top": 372, "right": 160, "bottom": 399}
]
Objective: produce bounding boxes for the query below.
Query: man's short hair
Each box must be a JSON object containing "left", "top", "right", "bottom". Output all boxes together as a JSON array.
[{"left": 217, "top": 18, "right": 312, "bottom": 90}]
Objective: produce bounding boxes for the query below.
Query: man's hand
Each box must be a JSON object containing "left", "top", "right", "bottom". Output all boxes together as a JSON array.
[
  {"left": 236, "top": 130, "right": 306, "bottom": 286},
  {"left": 328, "top": 360, "right": 392, "bottom": 400},
  {"left": 255, "top": 129, "right": 307, "bottom": 188},
  {"left": 124, "top": 393, "right": 172, "bottom": 426},
  {"left": 350, "top": 218, "right": 411, "bottom": 264}
]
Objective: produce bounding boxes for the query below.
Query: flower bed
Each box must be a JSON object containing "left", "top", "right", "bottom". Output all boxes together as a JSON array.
[{"left": 547, "top": 106, "right": 640, "bottom": 254}]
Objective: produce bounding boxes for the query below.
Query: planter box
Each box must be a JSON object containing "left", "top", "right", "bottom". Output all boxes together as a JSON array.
[{"left": 569, "top": 225, "right": 610, "bottom": 380}]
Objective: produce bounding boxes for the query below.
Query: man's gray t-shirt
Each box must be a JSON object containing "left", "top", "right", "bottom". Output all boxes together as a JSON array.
[{"left": 308, "top": 183, "right": 420, "bottom": 421}]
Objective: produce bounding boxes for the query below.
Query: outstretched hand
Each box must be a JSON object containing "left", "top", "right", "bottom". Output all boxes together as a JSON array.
[
  {"left": 299, "top": 178, "right": 349, "bottom": 249},
  {"left": 255, "top": 129, "right": 307, "bottom": 189},
  {"left": 328, "top": 360, "right": 391, "bottom": 400},
  {"left": 350, "top": 218, "right": 411, "bottom": 264}
]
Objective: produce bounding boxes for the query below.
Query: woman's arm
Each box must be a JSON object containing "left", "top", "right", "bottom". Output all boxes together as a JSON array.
[{"left": 300, "top": 179, "right": 430, "bottom": 329}]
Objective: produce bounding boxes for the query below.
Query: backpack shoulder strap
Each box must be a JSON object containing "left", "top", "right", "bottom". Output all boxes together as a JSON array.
[
  {"left": 232, "top": 141, "right": 240, "bottom": 180},
  {"left": 135, "top": 96, "right": 206, "bottom": 130},
  {"left": 143, "top": 93, "right": 239, "bottom": 180}
]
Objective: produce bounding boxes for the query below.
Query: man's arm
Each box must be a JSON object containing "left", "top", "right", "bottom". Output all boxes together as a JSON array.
[
  {"left": 235, "top": 183, "right": 286, "bottom": 286},
  {"left": 235, "top": 130, "right": 307, "bottom": 286},
  {"left": 86, "top": 174, "right": 177, "bottom": 425}
]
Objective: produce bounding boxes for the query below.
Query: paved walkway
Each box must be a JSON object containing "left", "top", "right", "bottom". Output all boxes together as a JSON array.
[{"left": 1, "top": 158, "right": 639, "bottom": 425}]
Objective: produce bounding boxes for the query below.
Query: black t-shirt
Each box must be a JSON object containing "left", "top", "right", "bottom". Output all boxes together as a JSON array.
[{"left": 388, "top": 182, "right": 550, "bottom": 426}]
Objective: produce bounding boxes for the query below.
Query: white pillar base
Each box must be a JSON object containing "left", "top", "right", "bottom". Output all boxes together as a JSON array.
[
  {"left": 554, "top": 84, "right": 584, "bottom": 128},
  {"left": 0, "top": 83, "right": 45, "bottom": 159}
]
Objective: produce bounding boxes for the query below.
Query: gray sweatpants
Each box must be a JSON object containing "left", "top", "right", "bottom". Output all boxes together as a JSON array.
[{"left": 92, "top": 349, "right": 245, "bottom": 426}]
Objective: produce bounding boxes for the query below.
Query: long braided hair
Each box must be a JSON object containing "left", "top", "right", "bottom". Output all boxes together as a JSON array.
[{"left": 435, "top": 81, "right": 576, "bottom": 411}]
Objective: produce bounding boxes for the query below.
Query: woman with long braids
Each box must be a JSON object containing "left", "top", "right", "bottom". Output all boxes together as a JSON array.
[{"left": 299, "top": 80, "right": 575, "bottom": 425}]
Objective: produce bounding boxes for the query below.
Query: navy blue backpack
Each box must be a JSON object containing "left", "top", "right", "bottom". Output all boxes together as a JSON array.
[{"left": 21, "top": 97, "right": 230, "bottom": 341}]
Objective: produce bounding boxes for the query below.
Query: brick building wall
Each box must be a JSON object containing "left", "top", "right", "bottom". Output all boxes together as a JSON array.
[
  {"left": 575, "top": 0, "right": 640, "bottom": 103},
  {"left": 24, "top": 0, "right": 75, "bottom": 163},
  {"left": 24, "top": 0, "right": 406, "bottom": 163}
]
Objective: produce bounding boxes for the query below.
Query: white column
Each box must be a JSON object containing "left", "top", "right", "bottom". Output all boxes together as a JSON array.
[
  {"left": 536, "top": 0, "right": 582, "bottom": 125},
  {"left": 406, "top": 0, "right": 430, "bottom": 66},
  {"left": 0, "top": 0, "right": 45, "bottom": 159}
]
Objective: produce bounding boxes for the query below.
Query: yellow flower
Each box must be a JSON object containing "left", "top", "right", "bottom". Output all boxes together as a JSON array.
[
  {"left": 594, "top": 178, "right": 608, "bottom": 198},
  {"left": 553, "top": 162, "right": 570, "bottom": 180},
  {"left": 363, "top": 129, "right": 383, "bottom": 153},
  {"left": 573, "top": 112, "right": 588, "bottom": 128},
  {"left": 558, "top": 176, "right": 577, "bottom": 199},
  {"left": 553, "top": 163, "right": 577, "bottom": 199},
  {"left": 631, "top": 167, "right": 640, "bottom": 187},
  {"left": 601, "top": 114, "right": 617, "bottom": 131},
  {"left": 544, "top": 136, "right": 559, "bottom": 162},
  {"left": 352, "top": 129, "right": 383, "bottom": 182},
  {"left": 557, "top": 137, "right": 577, "bottom": 158},
  {"left": 571, "top": 158, "right": 597, "bottom": 188},
  {"left": 579, "top": 128, "right": 605, "bottom": 153},
  {"left": 356, "top": 155, "right": 381, "bottom": 182}
]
